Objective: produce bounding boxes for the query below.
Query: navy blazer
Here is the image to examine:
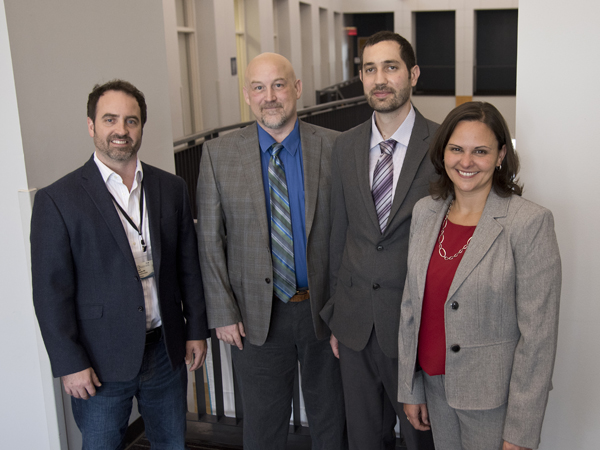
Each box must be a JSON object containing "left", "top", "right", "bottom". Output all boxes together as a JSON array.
[{"left": 31, "top": 156, "right": 209, "bottom": 382}]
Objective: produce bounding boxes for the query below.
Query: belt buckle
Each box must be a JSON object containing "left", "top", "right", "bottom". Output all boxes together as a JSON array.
[{"left": 289, "top": 289, "right": 309, "bottom": 303}]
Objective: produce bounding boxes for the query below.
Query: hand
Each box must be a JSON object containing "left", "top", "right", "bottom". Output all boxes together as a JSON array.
[
  {"left": 215, "top": 322, "right": 245, "bottom": 350},
  {"left": 404, "top": 403, "right": 431, "bottom": 431},
  {"left": 503, "top": 441, "right": 531, "bottom": 450},
  {"left": 185, "top": 340, "right": 208, "bottom": 371},
  {"left": 330, "top": 334, "right": 340, "bottom": 359},
  {"left": 62, "top": 367, "right": 102, "bottom": 399}
]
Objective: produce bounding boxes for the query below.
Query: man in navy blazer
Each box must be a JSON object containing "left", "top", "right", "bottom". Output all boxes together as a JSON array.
[{"left": 30, "top": 80, "right": 209, "bottom": 449}]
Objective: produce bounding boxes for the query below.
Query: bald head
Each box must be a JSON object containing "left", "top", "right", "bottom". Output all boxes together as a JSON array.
[
  {"left": 243, "top": 52, "right": 302, "bottom": 139},
  {"left": 244, "top": 53, "right": 297, "bottom": 87}
]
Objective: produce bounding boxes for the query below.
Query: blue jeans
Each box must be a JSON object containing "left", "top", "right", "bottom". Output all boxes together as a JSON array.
[{"left": 71, "top": 338, "right": 188, "bottom": 450}]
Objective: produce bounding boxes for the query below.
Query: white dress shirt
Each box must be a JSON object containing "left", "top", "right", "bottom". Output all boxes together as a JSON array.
[
  {"left": 94, "top": 153, "right": 161, "bottom": 330},
  {"left": 368, "top": 105, "right": 417, "bottom": 203}
]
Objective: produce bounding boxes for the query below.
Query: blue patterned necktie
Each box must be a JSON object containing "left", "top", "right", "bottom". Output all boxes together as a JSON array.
[
  {"left": 372, "top": 139, "right": 396, "bottom": 233},
  {"left": 268, "top": 143, "right": 296, "bottom": 302}
]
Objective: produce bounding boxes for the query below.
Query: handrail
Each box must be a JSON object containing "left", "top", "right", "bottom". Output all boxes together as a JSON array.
[
  {"left": 316, "top": 75, "right": 361, "bottom": 94},
  {"left": 298, "top": 95, "right": 365, "bottom": 116},
  {"left": 173, "top": 95, "right": 366, "bottom": 150}
]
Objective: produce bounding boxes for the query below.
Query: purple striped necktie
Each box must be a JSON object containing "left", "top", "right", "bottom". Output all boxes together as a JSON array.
[{"left": 372, "top": 139, "right": 396, "bottom": 233}]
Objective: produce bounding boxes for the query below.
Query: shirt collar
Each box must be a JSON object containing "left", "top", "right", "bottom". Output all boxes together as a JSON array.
[
  {"left": 93, "top": 152, "right": 143, "bottom": 189},
  {"left": 257, "top": 119, "right": 301, "bottom": 156},
  {"left": 369, "top": 104, "right": 416, "bottom": 150}
]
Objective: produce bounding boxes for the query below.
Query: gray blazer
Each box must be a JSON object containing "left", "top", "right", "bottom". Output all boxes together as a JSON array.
[
  {"left": 321, "top": 108, "right": 438, "bottom": 358},
  {"left": 197, "top": 121, "right": 339, "bottom": 345},
  {"left": 397, "top": 191, "right": 561, "bottom": 449}
]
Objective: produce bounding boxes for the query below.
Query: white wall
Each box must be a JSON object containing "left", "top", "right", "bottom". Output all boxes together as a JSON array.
[
  {"left": 5, "top": 0, "right": 175, "bottom": 191},
  {"left": 1, "top": 0, "right": 177, "bottom": 448},
  {"left": 516, "top": 2, "right": 600, "bottom": 449},
  {"left": 0, "top": 3, "right": 63, "bottom": 448}
]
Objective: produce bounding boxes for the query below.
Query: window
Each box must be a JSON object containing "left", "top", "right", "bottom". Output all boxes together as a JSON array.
[
  {"left": 475, "top": 9, "right": 518, "bottom": 95},
  {"left": 414, "top": 11, "right": 455, "bottom": 95}
]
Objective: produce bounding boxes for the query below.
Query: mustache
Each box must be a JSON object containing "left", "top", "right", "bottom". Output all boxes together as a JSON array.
[
  {"left": 370, "top": 85, "right": 395, "bottom": 94},
  {"left": 108, "top": 134, "right": 132, "bottom": 143},
  {"left": 261, "top": 102, "right": 283, "bottom": 110}
]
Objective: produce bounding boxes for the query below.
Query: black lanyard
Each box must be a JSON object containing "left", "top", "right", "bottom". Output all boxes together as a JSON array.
[{"left": 109, "top": 179, "right": 147, "bottom": 252}]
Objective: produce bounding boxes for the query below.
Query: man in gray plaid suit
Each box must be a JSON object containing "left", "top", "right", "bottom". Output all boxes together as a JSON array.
[{"left": 196, "top": 53, "right": 346, "bottom": 450}]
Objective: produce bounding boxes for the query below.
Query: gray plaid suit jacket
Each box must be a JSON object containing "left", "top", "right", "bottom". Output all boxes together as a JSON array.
[{"left": 197, "top": 121, "right": 339, "bottom": 345}]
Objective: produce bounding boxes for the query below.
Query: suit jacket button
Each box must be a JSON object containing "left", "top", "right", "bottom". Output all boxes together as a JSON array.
[
  {"left": 451, "top": 344, "right": 460, "bottom": 353},
  {"left": 138, "top": 306, "right": 144, "bottom": 312},
  {"left": 372, "top": 283, "right": 380, "bottom": 290},
  {"left": 451, "top": 301, "right": 459, "bottom": 310},
  {"left": 265, "top": 278, "right": 271, "bottom": 284},
  {"left": 376, "top": 245, "right": 384, "bottom": 251}
]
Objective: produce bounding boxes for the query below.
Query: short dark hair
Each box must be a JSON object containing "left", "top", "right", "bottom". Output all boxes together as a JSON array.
[
  {"left": 429, "top": 101, "right": 522, "bottom": 199},
  {"left": 87, "top": 79, "right": 147, "bottom": 126},
  {"left": 360, "top": 31, "right": 416, "bottom": 73}
]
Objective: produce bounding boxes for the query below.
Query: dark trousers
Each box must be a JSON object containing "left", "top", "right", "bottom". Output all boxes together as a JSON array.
[
  {"left": 339, "top": 329, "right": 435, "bottom": 450},
  {"left": 231, "top": 298, "right": 347, "bottom": 450}
]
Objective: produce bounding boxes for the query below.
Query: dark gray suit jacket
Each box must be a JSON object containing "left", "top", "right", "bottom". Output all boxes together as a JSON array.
[
  {"left": 321, "top": 108, "right": 438, "bottom": 359},
  {"left": 197, "top": 121, "right": 339, "bottom": 345},
  {"left": 31, "top": 156, "right": 209, "bottom": 381}
]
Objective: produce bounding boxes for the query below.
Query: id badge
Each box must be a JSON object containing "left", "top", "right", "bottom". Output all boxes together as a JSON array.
[{"left": 135, "top": 255, "right": 155, "bottom": 280}]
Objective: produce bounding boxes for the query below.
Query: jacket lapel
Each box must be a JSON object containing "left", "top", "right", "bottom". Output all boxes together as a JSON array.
[
  {"left": 386, "top": 108, "right": 432, "bottom": 233},
  {"left": 239, "top": 125, "right": 270, "bottom": 243},
  {"left": 300, "top": 122, "right": 321, "bottom": 239},
  {"left": 446, "top": 191, "right": 508, "bottom": 300},
  {"left": 80, "top": 156, "right": 137, "bottom": 271},
  {"left": 142, "top": 163, "right": 162, "bottom": 287},
  {"left": 353, "top": 120, "right": 381, "bottom": 231},
  {"left": 417, "top": 197, "right": 452, "bottom": 298}
]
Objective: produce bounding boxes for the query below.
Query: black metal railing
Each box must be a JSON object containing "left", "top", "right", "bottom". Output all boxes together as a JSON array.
[
  {"left": 315, "top": 76, "right": 363, "bottom": 104},
  {"left": 193, "top": 331, "right": 310, "bottom": 442},
  {"left": 174, "top": 95, "right": 371, "bottom": 219}
]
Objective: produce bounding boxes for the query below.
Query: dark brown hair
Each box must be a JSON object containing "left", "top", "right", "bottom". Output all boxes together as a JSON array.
[
  {"left": 360, "top": 31, "right": 416, "bottom": 73},
  {"left": 87, "top": 79, "right": 147, "bottom": 126},
  {"left": 429, "top": 101, "right": 522, "bottom": 199}
]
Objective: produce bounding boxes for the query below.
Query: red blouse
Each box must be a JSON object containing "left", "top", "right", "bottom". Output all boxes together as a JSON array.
[{"left": 417, "top": 219, "right": 476, "bottom": 376}]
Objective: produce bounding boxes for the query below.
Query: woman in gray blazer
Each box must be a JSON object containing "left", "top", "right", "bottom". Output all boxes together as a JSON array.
[{"left": 398, "top": 102, "right": 561, "bottom": 450}]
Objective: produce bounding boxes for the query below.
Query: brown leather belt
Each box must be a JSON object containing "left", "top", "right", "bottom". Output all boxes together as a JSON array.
[{"left": 288, "top": 289, "right": 310, "bottom": 303}]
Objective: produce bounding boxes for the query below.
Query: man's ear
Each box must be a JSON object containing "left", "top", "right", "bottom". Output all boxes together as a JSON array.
[
  {"left": 87, "top": 117, "right": 95, "bottom": 138},
  {"left": 410, "top": 65, "right": 420, "bottom": 88},
  {"left": 242, "top": 86, "right": 251, "bottom": 106}
]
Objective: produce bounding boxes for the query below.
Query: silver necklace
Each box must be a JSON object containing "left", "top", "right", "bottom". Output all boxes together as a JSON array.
[{"left": 438, "top": 201, "right": 472, "bottom": 261}]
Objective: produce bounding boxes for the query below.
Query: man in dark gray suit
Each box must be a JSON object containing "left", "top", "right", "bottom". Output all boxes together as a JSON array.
[
  {"left": 321, "top": 31, "right": 437, "bottom": 450},
  {"left": 31, "top": 80, "right": 209, "bottom": 449},
  {"left": 197, "top": 53, "right": 345, "bottom": 450}
]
